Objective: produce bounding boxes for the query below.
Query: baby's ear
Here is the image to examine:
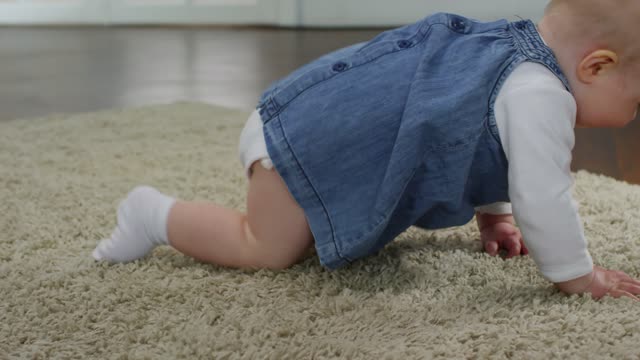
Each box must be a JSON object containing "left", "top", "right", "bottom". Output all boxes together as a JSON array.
[{"left": 577, "top": 49, "right": 619, "bottom": 83}]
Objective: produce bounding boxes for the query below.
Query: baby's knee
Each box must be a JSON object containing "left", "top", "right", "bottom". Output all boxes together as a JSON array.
[
  {"left": 241, "top": 219, "right": 310, "bottom": 270},
  {"left": 256, "top": 257, "right": 299, "bottom": 271},
  {"left": 248, "top": 245, "right": 307, "bottom": 271}
]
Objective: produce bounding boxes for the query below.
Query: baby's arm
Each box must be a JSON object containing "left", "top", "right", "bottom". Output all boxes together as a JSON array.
[{"left": 493, "top": 66, "right": 640, "bottom": 300}]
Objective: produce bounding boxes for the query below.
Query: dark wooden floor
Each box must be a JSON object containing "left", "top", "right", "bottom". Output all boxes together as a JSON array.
[{"left": 1, "top": 26, "right": 638, "bottom": 184}]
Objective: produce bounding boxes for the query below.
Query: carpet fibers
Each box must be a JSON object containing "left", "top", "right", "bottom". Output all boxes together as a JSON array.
[{"left": 2, "top": 102, "right": 640, "bottom": 359}]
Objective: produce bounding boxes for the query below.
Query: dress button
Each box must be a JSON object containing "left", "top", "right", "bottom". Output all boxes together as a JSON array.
[
  {"left": 397, "top": 40, "right": 412, "bottom": 49},
  {"left": 451, "top": 18, "right": 465, "bottom": 31},
  {"left": 515, "top": 22, "right": 526, "bottom": 30},
  {"left": 332, "top": 62, "right": 348, "bottom": 72}
]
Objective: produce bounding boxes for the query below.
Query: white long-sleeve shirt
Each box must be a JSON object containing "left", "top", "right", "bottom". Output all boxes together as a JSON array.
[{"left": 474, "top": 61, "right": 593, "bottom": 283}]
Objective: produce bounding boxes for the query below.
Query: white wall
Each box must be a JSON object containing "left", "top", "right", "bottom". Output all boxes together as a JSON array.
[
  {"left": 0, "top": 0, "right": 272, "bottom": 25},
  {"left": 295, "top": 0, "right": 548, "bottom": 27},
  {"left": 0, "top": 0, "right": 547, "bottom": 26}
]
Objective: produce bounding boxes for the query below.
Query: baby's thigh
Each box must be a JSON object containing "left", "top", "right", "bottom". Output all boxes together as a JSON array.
[{"left": 246, "top": 161, "right": 314, "bottom": 268}]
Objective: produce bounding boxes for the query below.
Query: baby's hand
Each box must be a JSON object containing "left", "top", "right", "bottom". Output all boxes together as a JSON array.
[
  {"left": 555, "top": 266, "right": 640, "bottom": 301},
  {"left": 480, "top": 221, "right": 529, "bottom": 259}
]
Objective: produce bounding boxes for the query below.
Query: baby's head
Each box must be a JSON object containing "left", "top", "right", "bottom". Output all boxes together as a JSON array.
[{"left": 539, "top": 0, "right": 640, "bottom": 127}]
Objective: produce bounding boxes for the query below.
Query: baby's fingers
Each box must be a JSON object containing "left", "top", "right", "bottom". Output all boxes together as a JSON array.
[
  {"left": 613, "top": 271, "right": 640, "bottom": 286},
  {"left": 484, "top": 240, "right": 499, "bottom": 256},
  {"left": 609, "top": 288, "right": 640, "bottom": 302},
  {"left": 504, "top": 236, "right": 521, "bottom": 259},
  {"left": 616, "top": 282, "right": 640, "bottom": 297},
  {"left": 520, "top": 241, "right": 529, "bottom": 256}
]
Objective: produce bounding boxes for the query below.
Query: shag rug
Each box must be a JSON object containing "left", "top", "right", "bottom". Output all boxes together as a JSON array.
[{"left": 2, "top": 102, "right": 640, "bottom": 359}]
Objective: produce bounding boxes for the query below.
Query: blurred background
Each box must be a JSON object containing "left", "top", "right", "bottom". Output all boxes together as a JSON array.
[{"left": 1, "top": 0, "right": 638, "bottom": 183}]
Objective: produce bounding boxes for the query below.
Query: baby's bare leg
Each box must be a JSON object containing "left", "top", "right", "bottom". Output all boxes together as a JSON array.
[{"left": 167, "top": 161, "right": 314, "bottom": 269}]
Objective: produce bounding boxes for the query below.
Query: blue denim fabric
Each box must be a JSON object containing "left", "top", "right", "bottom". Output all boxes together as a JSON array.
[{"left": 256, "top": 13, "right": 571, "bottom": 269}]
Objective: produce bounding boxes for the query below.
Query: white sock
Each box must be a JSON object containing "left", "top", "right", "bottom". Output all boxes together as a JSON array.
[{"left": 92, "top": 186, "right": 176, "bottom": 263}]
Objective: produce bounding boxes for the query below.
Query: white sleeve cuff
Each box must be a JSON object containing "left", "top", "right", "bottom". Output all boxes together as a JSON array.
[
  {"left": 538, "top": 252, "right": 594, "bottom": 283},
  {"left": 474, "top": 202, "right": 512, "bottom": 215}
]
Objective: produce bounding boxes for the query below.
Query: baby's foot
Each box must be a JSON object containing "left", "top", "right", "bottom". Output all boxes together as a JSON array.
[{"left": 92, "top": 186, "right": 176, "bottom": 263}]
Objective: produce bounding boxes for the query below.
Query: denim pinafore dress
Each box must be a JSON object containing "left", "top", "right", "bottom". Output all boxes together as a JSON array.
[{"left": 256, "top": 13, "right": 571, "bottom": 269}]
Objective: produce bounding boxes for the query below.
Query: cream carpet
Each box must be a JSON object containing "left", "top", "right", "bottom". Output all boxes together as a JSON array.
[{"left": 2, "top": 102, "right": 640, "bottom": 359}]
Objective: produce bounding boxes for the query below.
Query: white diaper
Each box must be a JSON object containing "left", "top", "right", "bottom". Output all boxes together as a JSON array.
[{"left": 238, "top": 109, "right": 274, "bottom": 178}]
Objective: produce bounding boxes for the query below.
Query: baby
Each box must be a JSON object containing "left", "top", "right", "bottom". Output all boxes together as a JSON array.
[{"left": 93, "top": 0, "right": 640, "bottom": 300}]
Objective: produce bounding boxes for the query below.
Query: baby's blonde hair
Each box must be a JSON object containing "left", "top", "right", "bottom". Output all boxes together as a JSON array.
[{"left": 545, "top": 0, "right": 640, "bottom": 64}]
